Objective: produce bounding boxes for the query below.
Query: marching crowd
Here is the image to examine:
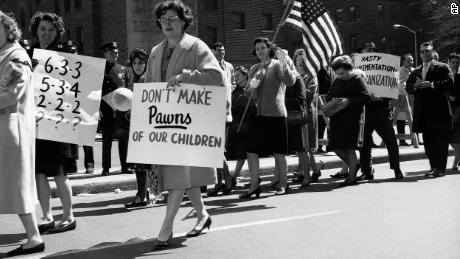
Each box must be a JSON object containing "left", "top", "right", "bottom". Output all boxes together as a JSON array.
[{"left": 0, "top": 0, "right": 459, "bottom": 257}]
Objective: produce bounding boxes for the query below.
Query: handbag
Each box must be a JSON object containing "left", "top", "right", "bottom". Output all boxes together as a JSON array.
[
  {"left": 287, "top": 109, "right": 308, "bottom": 126},
  {"left": 322, "top": 98, "right": 348, "bottom": 117}
]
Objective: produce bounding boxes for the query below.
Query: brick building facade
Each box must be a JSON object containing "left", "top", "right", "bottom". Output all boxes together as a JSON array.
[{"left": 0, "top": 0, "right": 436, "bottom": 67}]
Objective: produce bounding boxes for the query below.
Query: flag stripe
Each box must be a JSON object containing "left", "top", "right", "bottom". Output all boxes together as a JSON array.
[{"left": 285, "top": 0, "right": 344, "bottom": 77}]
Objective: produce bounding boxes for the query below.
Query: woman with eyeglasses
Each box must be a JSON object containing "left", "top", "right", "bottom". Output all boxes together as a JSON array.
[
  {"left": 239, "top": 38, "right": 296, "bottom": 198},
  {"left": 226, "top": 66, "right": 256, "bottom": 184},
  {"left": 146, "top": 0, "right": 226, "bottom": 250}
]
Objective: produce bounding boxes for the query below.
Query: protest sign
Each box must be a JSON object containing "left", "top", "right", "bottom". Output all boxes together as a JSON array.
[
  {"left": 33, "top": 49, "right": 105, "bottom": 146},
  {"left": 353, "top": 53, "right": 400, "bottom": 99},
  {"left": 127, "top": 83, "right": 226, "bottom": 168}
]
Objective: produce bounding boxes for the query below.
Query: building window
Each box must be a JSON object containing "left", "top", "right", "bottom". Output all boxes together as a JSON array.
[
  {"left": 206, "top": 27, "right": 217, "bottom": 47},
  {"left": 262, "top": 13, "right": 273, "bottom": 31},
  {"left": 377, "top": 4, "right": 384, "bottom": 22},
  {"left": 349, "top": 33, "right": 361, "bottom": 52},
  {"left": 54, "top": 0, "right": 60, "bottom": 14},
  {"left": 205, "top": 0, "right": 217, "bottom": 10},
  {"left": 232, "top": 12, "right": 245, "bottom": 30},
  {"left": 335, "top": 8, "right": 343, "bottom": 24},
  {"left": 348, "top": 6, "right": 360, "bottom": 23},
  {"left": 74, "top": 0, "right": 82, "bottom": 10},
  {"left": 390, "top": 5, "right": 396, "bottom": 19},
  {"left": 64, "top": 0, "right": 71, "bottom": 12}
]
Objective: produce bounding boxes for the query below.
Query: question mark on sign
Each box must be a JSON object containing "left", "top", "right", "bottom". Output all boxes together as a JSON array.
[
  {"left": 72, "top": 117, "right": 82, "bottom": 130},
  {"left": 36, "top": 111, "right": 45, "bottom": 125},
  {"left": 55, "top": 114, "right": 65, "bottom": 126}
]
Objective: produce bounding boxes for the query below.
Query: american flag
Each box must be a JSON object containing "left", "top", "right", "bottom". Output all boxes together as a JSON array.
[{"left": 285, "top": 0, "right": 343, "bottom": 77}]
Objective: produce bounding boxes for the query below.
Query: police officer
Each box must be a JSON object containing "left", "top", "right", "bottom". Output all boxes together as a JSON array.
[{"left": 100, "top": 42, "right": 131, "bottom": 175}]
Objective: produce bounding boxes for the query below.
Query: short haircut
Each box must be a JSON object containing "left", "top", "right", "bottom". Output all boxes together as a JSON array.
[
  {"left": 154, "top": 0, "right": 193, "bottom": 31},
  {"left": 448, "top": 52, "right": 460, "bottom": 61},
  {"left": 0, "top": 11, "right": 22, "bottom": 42},
  {"left": 331, "top": 55, "right": 354, "bottom": 71},
  {"left": 402, "top": 53, "right": 413, "bottom": 63},
  {"left": 420, "top": 41, "right": 433, "bottom": 49},
  {"left": 30, "top": 12, "right": 65, "bottom": 41},
  {"left": 214, "top": 42, "right": 224, "bottom": 49},
  {"left": 251, "top": 37, "right": 276, "bottom": 59}
]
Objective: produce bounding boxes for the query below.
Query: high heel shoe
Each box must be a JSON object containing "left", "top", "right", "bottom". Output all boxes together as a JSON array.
[
  {"left": 238, "top": 186, "right": 261, "bottom": 199},
  {"left": 207, "top": 184, "right": 224, "bottom": 196},
  {"left": 311, "top": 170, "right": 321, "bottom": 183},
  {"left": 275, "top": 185, "right": 289, "bottom": 195},
  {"left": 244, "top": 177, "right": 261, "bottom": 187},
  {"left": 125, "top": 195, "right": 148, "bottom": 208},
  {"left": 6, "top": 242, "right": 45, "bottom": 257},
  {"left": 186, "top": 216, "right": 212, "bottom": 237},
  {"left": 222, "top": 184, "right": 233, "bottom": 195},
  {"left": 152, "top": 233, "right": 173, "bottom": 250}
]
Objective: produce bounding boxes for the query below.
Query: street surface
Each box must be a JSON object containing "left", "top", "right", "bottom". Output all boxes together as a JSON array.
[{"left": 1, "top": 158, "right": 459, "bottom": 259}]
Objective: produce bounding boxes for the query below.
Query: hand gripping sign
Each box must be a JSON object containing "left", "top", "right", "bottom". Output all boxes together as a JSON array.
[
  {"left": 353, "top": 53, "right": 400, "bottom": 99},
  {"left": 127, "top": 83, "right": 227, "bottom": 168},
  {"left": 32, "top": 49, "right": 105, "bottom": 146}
]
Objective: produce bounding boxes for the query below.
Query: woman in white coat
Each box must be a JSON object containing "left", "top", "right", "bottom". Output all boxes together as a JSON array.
[
  {"left": 146, "top": 0, "right": 225, "bottom": 250},
  {"left": 0, "top": 10, "right": 45, "bottom": 257}
]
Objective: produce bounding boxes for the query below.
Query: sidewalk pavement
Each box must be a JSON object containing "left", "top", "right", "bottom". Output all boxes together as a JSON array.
[{"left": 50, "top": 144, "right": 455, "bottom": 198}]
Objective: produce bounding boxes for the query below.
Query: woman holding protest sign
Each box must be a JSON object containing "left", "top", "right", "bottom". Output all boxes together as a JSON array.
[
  {"left": 239, "top": 38, "right": 296, "bottom": 198},
  {"left": 0, "top": 10, "right": 45, "bottom": 257},
  {"left": 29, "top": 12, "right": 77, "bottom": 234},
  {"left": 121, "top": 48, "right": 156, "bottom": 208},
  {"left": 145, "top": 0, "right": 225, "bottom": 249},
  {"left": 325, "top": 55, "right": 370, "bottom": 186}
]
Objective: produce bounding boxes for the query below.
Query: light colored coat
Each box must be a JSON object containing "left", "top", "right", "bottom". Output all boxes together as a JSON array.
[
  {"left": 145, "top": 33, "right": 225, "bottom": 190},
  {"left": 0, "top": 42, "right": 37, "bottom": 214}
]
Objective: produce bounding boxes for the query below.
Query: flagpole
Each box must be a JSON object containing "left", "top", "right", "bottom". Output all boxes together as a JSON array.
[{"left": 236, "top": 0, "right": 295, "bottom": 133}]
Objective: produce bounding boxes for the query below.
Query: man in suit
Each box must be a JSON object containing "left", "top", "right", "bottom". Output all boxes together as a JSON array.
[
  {"left": 100, "top": 42, "right": 131, "bottom": 176},
  {"left": 406, "top": 42, "right": 454, "bottom": 177},
  {"left": 357, "top": 42, "right": 403, "bottom": 180}
]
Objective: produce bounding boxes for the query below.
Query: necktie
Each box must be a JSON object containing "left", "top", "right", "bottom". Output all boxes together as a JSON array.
[
  {"left": 422, "top": 63, "right": 428, "bottom": 81},
  {"left": 220, "top": 61, "right": 225, "bottom": 71}
]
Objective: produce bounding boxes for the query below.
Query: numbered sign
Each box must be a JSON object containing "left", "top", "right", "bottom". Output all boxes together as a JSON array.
[
  {"left": 32, "top": 49, "right": 105, "bottom": 146},
  {"left": 127, "top": 83, "right": 226, "bottom": 168}
]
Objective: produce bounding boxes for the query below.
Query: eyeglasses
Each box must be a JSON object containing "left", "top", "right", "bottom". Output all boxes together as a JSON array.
[{"left": 158, "top": 16, "right": 180, "bottom": 24}]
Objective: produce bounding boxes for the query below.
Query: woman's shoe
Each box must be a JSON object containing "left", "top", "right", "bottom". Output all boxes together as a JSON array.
[
  {"left": 38, "top": 220, "right": 55, "bottom": 234},
  {"left": 125, "top": 196, "right": 148, "bottom": 208},
  {"left": 47, "top": 220, "right": 76, "bottom": 234},
  {"left": 394, "top": 168, "right": 404, "bottom": 179},
  {"left": 239, "top": 186, "right": 261, "bottom": 199},
  {"left": 311, "top": 170, "right": 321, "bottom": 183},
  {"left": 339, "top": 178, "right": 358, "bottom": 187},
  {"left": 207, "top": 184, "right": 224, "bottom": 196},
  {"left": 244, "top": 177, "right": 262, "bottom": 187},
  {"left": 275, "top": 185, "right": 289, "bottom": 195},
  {"left": 222, "top": 184, "right": 233, "bottom": 195},
  {"left": 152, "top": 233, "right": 172, "bottom": 250},
  {"left": 266, "top": 181, "right": 280, "bottom": 188},
  {"left": 6, "top": 242, "right": 45, "bottom": 257},
  {"left": 186, "top": 216, "right": 212, "bottom": 237},
  {"left": 330, "top": 171, "right": 349, "bottom": 179}
]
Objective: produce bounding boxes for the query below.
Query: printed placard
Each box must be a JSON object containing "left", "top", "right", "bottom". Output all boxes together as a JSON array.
[
  {"left": 127, "top": 83, "right": 226, "bottom": 168},
  {"left": 353, "top": 53, "right": 400, "bottom": 99},
  {"left": 32, "top": 49, "right": 105, "bottom": 146}
]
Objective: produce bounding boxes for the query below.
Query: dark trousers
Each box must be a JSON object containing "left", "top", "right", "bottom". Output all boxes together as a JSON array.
[
  {"left": 360, "top": 106, "right": 400, "bottom": 174},
  {"left": 83, "top": 145, "right": 94, "bottom": 168},
  {"left": 101, "top": 118, "right": 114, "bottom": 170},
  {"left": 422, "top": 130, "right": 450, "bottom": 172},
  {"left": 117, "top": 128, "right": 129, "bottom": 170},
  {"left": 396, "top": 120, "right": 407, "bottom": 144},
  {"left": 135, "top": 170, "right": 148, "bottom": 199}
]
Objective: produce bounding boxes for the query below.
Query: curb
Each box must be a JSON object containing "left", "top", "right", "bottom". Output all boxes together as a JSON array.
[{"left": 51, "top": 150, "right": 455, "bottom": 198}]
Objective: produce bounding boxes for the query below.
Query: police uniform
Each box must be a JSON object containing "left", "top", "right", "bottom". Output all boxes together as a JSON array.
[{"left": 100, "top": 42, "right": 130, "bottom": 175}]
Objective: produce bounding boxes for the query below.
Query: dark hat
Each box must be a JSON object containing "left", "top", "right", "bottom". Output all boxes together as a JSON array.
[
  {"left": 358, "top": 42, "right": 378, "bottom": 53},
  {"left": 101, "top": 41, "right": 119, "bottom": 52},
  {"left": 19, "top": 39, "right": 31, "bottom": 50}
]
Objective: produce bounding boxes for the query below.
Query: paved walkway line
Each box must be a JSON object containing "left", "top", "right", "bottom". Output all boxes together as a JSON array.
[{"left": 175, "top": 210, "right": 340, "bottom": 237}]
